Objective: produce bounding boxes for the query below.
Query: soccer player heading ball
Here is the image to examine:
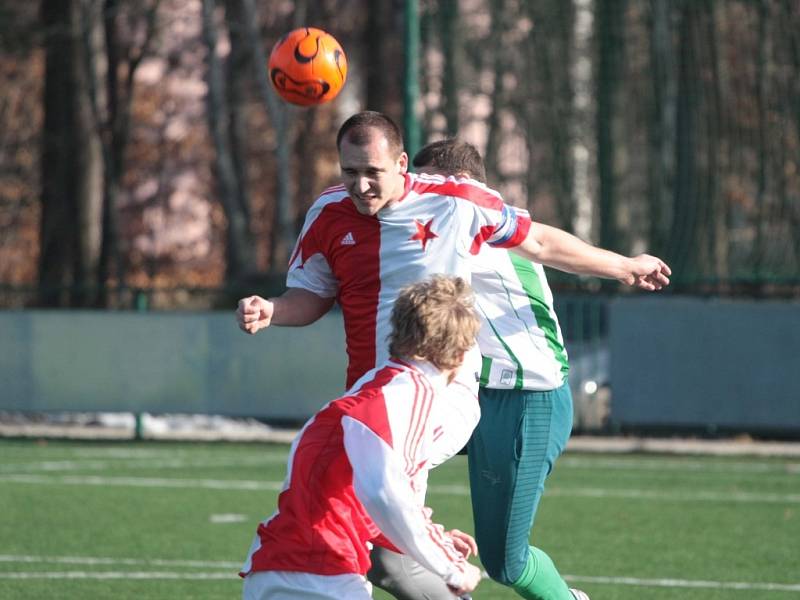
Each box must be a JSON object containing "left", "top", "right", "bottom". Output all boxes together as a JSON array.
[{"left": 240, "top": 275, "right": 484, "bottom": 599}]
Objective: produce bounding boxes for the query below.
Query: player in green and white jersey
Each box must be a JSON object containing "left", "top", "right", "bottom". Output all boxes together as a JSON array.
[
  {"left": 471, "top": 248, "right": 569, "bottom": 392},
  {"left": 409, "top": 139, "right": 670, "bottom": 600},
  {"left": 467, "top": 230, "right": 575, "bottom": 599}
]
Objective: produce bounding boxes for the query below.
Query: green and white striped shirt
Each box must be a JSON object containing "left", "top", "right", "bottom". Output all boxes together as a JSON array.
[{"left": 470, "top": 246, "right": 569, "bottom": 391}]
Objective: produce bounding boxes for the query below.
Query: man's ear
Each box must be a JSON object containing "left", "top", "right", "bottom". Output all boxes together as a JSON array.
[{"left": 397, "top": 151, "right": 409, "bottom": 174}]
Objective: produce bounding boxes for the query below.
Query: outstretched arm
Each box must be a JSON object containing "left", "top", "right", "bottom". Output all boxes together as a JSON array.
[
  {"left": 512, "top": 222, "right": 671, "bottom": 290},
  {"left": 236, "top": 287, "right": 335, "bottom": 334},
  {"left": 342, "top": 417, "right": 482, "bottom": 596}
]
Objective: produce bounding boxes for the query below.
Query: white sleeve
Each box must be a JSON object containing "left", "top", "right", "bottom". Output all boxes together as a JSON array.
[
  {"left": 428, "top": 346, "right": 481, "bottom": 468},
  {"left": 286, "top": 202, "right": 339, "bottom": 298},
  {"left": 342, "top": 416, "right": 468, "bottom": 589}
]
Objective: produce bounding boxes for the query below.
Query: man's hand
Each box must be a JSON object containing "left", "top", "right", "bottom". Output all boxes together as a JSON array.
[
  {"left": 448, "top": 529, "right": 478, "bottom": 559},
  {"left": 236, "top": 295, "right": 273, "bottom": 334},
  {"left": 622, "top": 254, "right": 672, "bottom": 291},
  {"left": 449, "top": 562, "right": 482, "bottom": 596}
]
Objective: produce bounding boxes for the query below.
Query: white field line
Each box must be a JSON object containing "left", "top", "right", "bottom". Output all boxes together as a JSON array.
[
  {"left": 4, "top": 447, "right": 796, "bottom": 474},
  {"left": 0, "top": 455, "right": 288, "bottom": 474},
  {"left": 0, "top": 474, "right": 284, "bottom": 491},
  {"left": 0, "top": 447, "right": 292, "bottom": 461},
  {"left": 0, "top": 556, "right": 797, "bottom": 592},
  {"left": 559, "top": 456, "right": 800, "bottom": 474},
  {"left": 2, "top": 450, "right": 796, "bottom": 478},
  {"left": 1, "top": 473, "right": 798, "bottom": 504},
  {"left": 431, "top": 483, "right": 800, "bottom": 504},
  {"left": 544, "top": 486, "right": 800, "bottom": 504},
  {"left": 0, "top": 555, "right": 240, "bottom": 568},
  {"left": 0, "top": 571, "right": 234, "bottom": 580},
  {"left": 564, "top": 574, "right": 800, "bottom": 593}
]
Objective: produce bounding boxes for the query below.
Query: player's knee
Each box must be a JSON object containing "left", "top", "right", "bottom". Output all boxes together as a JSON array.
[{"left": 480, "top": 549, "right": 528, "bottom": 587}]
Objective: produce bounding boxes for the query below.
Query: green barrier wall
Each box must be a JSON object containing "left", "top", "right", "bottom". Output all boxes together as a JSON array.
[
  {"left": 610, "top": 298, "right": 800, "bottom": 433},
  {"left": 0, "top": 310, "right": 347, "bottom": 420}
]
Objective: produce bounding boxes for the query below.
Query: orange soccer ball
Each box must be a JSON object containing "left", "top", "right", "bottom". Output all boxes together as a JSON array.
[{"left": 268, "top": 27, "right": 348, "bottom": 107}]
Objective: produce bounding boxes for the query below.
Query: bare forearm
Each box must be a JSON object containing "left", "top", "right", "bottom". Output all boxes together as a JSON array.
[
  {"left": 270, "top": 288, "right": 335, "bottom": 326},
  {"left": 514, "top": 223, "right": 629, "bottom": 279},
  {"left": 512, "top": 223, "right": 670, "bottom": 289},
  {"left": 537, "top": 227, "right": 630, "bottom": 279}
]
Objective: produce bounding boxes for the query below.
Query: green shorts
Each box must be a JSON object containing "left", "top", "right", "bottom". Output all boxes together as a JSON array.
[{"left": 466, "top": 380, "right": 573, "bottom": 584}]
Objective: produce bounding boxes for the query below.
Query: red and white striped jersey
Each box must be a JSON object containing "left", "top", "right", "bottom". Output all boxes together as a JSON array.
[
  {"left": 241, "top": 359, "right": 473, "bottom": 590},
  {"left": 287, "top": 172, "right": 531, "bottom": 388}
]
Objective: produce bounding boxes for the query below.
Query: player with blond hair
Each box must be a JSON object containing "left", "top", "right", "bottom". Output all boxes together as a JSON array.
[{"left": 240, "top": 276, "right": 484, "bottom": 600}]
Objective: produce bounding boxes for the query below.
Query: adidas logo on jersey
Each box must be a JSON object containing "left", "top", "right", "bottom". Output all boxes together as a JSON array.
[{"left": 340, "top": 232, "right": 356, "bottom": 246}]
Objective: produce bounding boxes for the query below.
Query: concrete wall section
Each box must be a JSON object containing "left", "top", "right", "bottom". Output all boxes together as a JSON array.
[
  {"left": 0, "top": 310, "right": 347, "bottom": 420},
  {"left": 3, "top": 299, "right": 799, "bottom": 432},
  {"left": 609, "top": 297, "right": 800, "bottom": 432}
]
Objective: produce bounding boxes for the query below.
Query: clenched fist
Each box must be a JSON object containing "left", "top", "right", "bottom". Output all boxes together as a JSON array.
[{"left": 236, "top": 295, "right": 274, "bottom": 334}]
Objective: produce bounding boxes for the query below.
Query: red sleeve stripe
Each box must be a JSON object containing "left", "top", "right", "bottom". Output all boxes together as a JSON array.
[
  {"left": 409, "top": 372, "right": 434, "bottom": 474},
  {"left": 491, "top": 214, "right": 532, "bottom": 249},
  {"left": 404, "top": 373, "right": 429, "bottom": 475},
  {"left": 403, "top": 371, "right": 433, "bottom": 477},
  {"left": 409, "top": 177, "right": 504, "bottom": 211},
  {"left": 424, "top": 519, "right": 464, "bottom": 563},
  {"left": 403, "top": 373, "right": 422, "bottom": 474}
]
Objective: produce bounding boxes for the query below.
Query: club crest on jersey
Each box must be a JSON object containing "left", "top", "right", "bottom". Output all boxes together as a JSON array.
[
  {"left": 340, "top": 231, "right": 356, "bottom": 246},
  {"left": 409, "top": 218, "right": 438, "bottom": 251}
]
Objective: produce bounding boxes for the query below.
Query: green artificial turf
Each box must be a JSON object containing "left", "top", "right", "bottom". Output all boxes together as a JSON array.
[{"left": 0, "top": 439, "right": 797, "bottom": 599}]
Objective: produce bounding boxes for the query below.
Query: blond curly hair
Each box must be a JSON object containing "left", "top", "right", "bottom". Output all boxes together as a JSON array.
[{"left": 389, "top": 275, "right": 480, "bottom": 371}]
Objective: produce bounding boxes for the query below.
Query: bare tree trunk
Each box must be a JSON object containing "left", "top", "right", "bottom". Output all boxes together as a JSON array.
[
  {"left": 95, "top": 0, "right": 159, "bottom": 306},
  {"left": 779, "top": 0, "right": 800, "bottom": 267},
  {"left": 705, "top": 1, "right": 725, "bottom": 289},
  {"left": 528, "top": 0, "right": 575, "bottom": 230},
  {"left": 233, "top": 0, "right": 295, "bottom": 271},
  {"left": 364, "top": 0, "right": 389, "bottom": 112},
  {"left": 596, "top": 0, "right": 626, "bottom": 255},
  {"left": 224, "top": 0, "right": 253, "bottom": 224},
  {"left": 484, "top": 0, "right": 507, "bottom": 181},
  {"left": 39, "top": 0, "right": 77, "bottom": 307},
  {"left": 98, "top": 0, "right": 120, "bottom": 306},
  {"left": 438, "top": 0, "right": 460, "bottom": 136},
  {"left": 646, "top": 0, "right": 676, "bottom": 260},
  {"left": 201, "top": 0, "right": 255, "bottom": 283},
  {"left": 668, "top": 0, "right": 700, "bottom": 287},
  {"left": 39, "top": 0, "right": 104, "bottom": 307},
  {"left": 75, "top": 0, "right": 105, "bottom": 306},
  {"left": 753, "top": 0, "right": 768, "bottom": 288},
  {"left": 571, "top": 0, "right": 595, "bottom": 242}
]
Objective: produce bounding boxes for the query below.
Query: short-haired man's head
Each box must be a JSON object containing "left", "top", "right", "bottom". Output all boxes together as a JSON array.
[
  {"left": 337, "top": 111, "right": 404, "bottom": 157},
  {"left": 389, "top": 275, "right": 480, "bottom": 372},
  {"left": 412, "top": 138, "right": 487, "bottom": 184}
]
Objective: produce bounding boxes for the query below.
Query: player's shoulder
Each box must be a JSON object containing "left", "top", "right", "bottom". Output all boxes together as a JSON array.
[
  {"left": 299, "top": 185, "right": 354, "bottom": 232},
  {"left": 345, "top": 362, "right": 427, "bottom": 413},
  {"left": 407, "top": 172, "right": 504, "bottom": 209},
  {"left": 349, "top": 362, "right": 411, "bottom": 395},
  {"left": 309, "top": 184, "right": 350, "bottom": 210}
]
